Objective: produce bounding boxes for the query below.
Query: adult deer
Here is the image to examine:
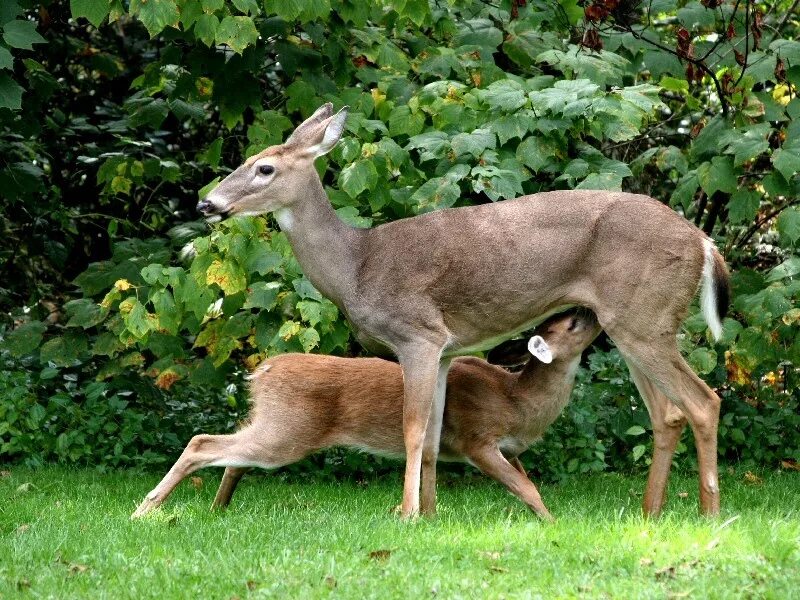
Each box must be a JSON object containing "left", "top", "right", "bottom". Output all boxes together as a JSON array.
[
  {"left": 197, "top": 103, "right": 730, "bottom": 518},
  {"left": 132, "top": 311, "right": 601, "bottom": 521}
]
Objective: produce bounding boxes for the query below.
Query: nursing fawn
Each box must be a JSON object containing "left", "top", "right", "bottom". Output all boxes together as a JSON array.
[{"left": 132, "top": 311, "right": 601, "bottom": 521}]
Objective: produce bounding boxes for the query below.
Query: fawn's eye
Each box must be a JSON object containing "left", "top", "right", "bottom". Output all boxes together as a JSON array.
[
  {"left": 567, "top": 318, "right": 578, "bottom": 331},
  {"left": 258, "top": 164, "right": 275, "bottom": 176}
]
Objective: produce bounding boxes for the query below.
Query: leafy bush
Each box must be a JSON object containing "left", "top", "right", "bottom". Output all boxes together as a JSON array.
[{"left": 1, "top": 0, "right": 799, "bottom": 474}]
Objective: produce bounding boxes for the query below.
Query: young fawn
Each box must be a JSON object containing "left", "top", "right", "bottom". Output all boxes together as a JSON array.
[{"left": 132, "top": 311, "right": 601, "bottom": 521}]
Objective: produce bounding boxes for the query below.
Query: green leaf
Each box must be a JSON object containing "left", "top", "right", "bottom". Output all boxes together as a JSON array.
[
  {"left": 205, "top": 259, "right": 247, "bottom": 295},
  {"left": 576, "top": 172, "right": 624, "bottom": 191},
  {"left": 215, "top": 16, "right": 258, "bottom": 54},
  {"left": 152, "top": 289, "right": 180, "bottom": 334},
  {"left": 632, "top": 444, "right": 646, "bottom": 462},
  {"left": 723, "top": 124, "right": 770, "bottom": 167},
  {"left": 336, "top": 206, "right": 372, "bottom": 228},
  {"left": 339, "top": 160, "right": 378, "bottom": 198},
  {"left": 122, "top": 298, "right": 154, "bottom": 338},
  {"left": 0, "top": 46, "right": 11, "bottom": 70},
  {"left": 471, "top": 166, "right": 523, "bottom": 201},
  {"left": 2, "top": 321, "right": 46, "bottom": 356},
  {"left": 516, "top": 136, "right": 558, "bottom": 173},
  {"left": 70, "top": 0, "right": 110, "bottom": 27},
  {"left": 677, "top": 1, "right": 716, "bottom": 29},
  {"left": 395, "top": 0, "right": 429, "bottom": 26},
  {"left": 64, "top": 299, "right": 106, "bottom": 329},
  {"left": 727, "top": 189, "right": 760, "bottom": 225},
  {"left": 231, "top": 0, "right": 259, "bottom": 15},
  {"left": 479, "top": 80, "right": 527, "bottom": 112},
  {"left": 2, "top": 20, "right": 46, "bottom": 50},
  {"left": 201, "top": 0, "right": 224, "bottom": 11},
  {"left": 772, "top": 144, "right": 800, "bottom": 181},
  {"left": 265, "top": 0, "right": 304, "bottom": 20},
  {"left": 293, "top": 278, "right": 323, "bottom": 301},
  {"left": 688, "top": 347, "right": 717, "bottom": 375},
  {"left": 409, "top": 176, "right": 461, "bottom": 213},
  {"left": 39, "top": 333, "right": 88, "bottom": 366},
  {"left": 0, "top": 72, "right": 23, "bottom": 110},
  {"left": 129, "top": 0, "right": 179, "bottom": 37},
  {"left": 625, "top": 425, "right": 646, "bottom": 436},
  {"left": 243, "top": 281, "right": 281, "bottom": 310},
  {"left": 489, "top": 114, "right": 530, "bottom": 145},
  {"left": 297, "top": 300, "right": 322, "bottom": 326},
  {"left": 455, "top": 18, "right": 502, "bottom": 49},
  {"left": 193, "top": 13, "right": 218, "bottom": 47},
  {"left": 284, "top": 80, "right": 317, "bottom": 116},
  {"left": 450, "top": 128, "right": 496, "bottom": 159},
  {"left": 697, "top": 156, "right": 737, "bottom": 197},
  {"left": 388, "top": 105, "right": 425, "bottom": 137},
  {"left": 777, "top": 207, "right": 800, "bottom": 246},
  {"left": 406, "top": 131, "right": 449, "bottom": 162},
  {"left": 244, "top": 249, "right": 282, "bottom": 276},
  {"left": 298, "top": 327, "right": 320, "bottom": 352}
]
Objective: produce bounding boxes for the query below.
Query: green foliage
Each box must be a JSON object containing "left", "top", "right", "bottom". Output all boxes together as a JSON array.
[{"left": 1, "top": 0, "right": 800, "bottom": 475}]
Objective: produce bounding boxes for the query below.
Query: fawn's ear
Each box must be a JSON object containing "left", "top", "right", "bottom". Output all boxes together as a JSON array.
[{"left": 527, "top": 335, "right": 553, "bottom": 364}]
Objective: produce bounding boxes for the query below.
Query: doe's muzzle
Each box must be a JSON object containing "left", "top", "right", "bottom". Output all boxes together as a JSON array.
[{"left": 197, "top": 200, "right": 214, "bottom": 214}]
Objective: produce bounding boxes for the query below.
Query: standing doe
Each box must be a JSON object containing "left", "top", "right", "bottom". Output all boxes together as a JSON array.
[
  {"left": 196, "top": 103, "right": 730, "bottom": 518},
  {"left": 132, "top": 311, "right": 601, "bottom": 520}
]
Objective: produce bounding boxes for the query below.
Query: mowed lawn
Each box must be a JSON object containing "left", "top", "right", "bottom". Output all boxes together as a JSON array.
[{"left": 1, "top": 467, "right": 799, "bottom": 599}]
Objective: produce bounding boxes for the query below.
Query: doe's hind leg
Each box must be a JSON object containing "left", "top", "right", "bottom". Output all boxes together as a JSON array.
[
  {"left": 611, "top": 330, "right": 721, "bottom": 516},
  {"left": 626, "top": 363, "right": 687, "bottom": 517}
]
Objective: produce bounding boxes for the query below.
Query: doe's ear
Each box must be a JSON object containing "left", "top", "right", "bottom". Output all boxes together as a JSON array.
[
  {"left": 306, "top": 106, "right": 348, "bottom": 158},
  {"left": 285, "top": 105, "right": 349, "bottom": 158},
  {"left": 527, "top": 335, "right": 553, "bottom": 364},
  {"left": 285, "top": 103, "right": 334, "bottom": 146}
]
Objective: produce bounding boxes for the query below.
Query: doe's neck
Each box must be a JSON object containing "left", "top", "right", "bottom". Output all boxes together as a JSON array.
[{"left": 276, "top": 173, "right": 365, "bottom": 307}]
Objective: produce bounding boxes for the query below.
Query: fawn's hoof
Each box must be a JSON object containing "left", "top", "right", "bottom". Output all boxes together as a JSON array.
[{"left": 130, "top": 493, "right": 161, "bottom": 520}]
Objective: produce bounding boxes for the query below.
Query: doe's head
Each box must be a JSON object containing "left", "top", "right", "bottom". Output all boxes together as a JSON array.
[
  {"left": 197, "top": 103, "right": 348, "bottom": 218},
  {"left": 528, "top": 310, "right": 601, "bottom": 364}
]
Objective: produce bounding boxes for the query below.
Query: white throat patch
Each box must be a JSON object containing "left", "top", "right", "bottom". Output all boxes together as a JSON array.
[{"left": 274, "top": 208, "right": 294, "bottom": 232}]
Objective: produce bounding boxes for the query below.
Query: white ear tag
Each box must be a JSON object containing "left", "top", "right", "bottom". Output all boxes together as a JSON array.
[{"left": 527, "top": 335, "right": 553, "bottom": 364}]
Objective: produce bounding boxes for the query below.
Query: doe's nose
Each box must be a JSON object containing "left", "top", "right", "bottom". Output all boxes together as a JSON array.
[{"left": 197, "top": 200, "right": 213, "bottom": 214}]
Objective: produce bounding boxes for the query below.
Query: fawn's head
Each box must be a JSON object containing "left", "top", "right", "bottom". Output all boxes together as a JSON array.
[
  {"left": 197, "top": 103, "right": 348, "bottom": 218},
  {"left": 528, "top": 310, "right": 601, "bottom": 364}
]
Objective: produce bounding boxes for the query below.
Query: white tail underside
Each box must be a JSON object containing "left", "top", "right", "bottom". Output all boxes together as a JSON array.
[{"left": 701, "top": 238, "right": 723, "bottom": 341}]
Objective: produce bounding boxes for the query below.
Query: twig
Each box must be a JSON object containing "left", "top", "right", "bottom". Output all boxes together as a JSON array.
[
  {"left": 695, "top": 190, "right": 708, "bottom": 226},
  {"left": 735, "top": 198, "right": 800, "bottom": 249},
  {"left": 733, "top": 0, "right": 751, "bottom": 87},
  {"left": 618, "top": 24, "right": 731, "bottom": 117},
  {"left": 703, "top": 191, "right": 728, "bottom": 234}
]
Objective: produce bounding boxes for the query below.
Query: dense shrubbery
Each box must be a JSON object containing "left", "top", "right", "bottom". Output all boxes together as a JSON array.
[{"left": 1, "top": 0, "right": 799, "bottom": 476}]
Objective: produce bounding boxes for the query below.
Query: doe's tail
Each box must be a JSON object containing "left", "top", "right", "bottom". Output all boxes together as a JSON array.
[{"left": 700, "top": 238, "right": 731, "bottom": 341}]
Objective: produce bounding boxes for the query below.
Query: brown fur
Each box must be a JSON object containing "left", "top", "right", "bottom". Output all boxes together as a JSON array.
[
  {"left": 131, "top": 313, "right": 600, "bottom": 521},
  {"left": 194, "top": 103, "right": 729, "bottom": 518}
]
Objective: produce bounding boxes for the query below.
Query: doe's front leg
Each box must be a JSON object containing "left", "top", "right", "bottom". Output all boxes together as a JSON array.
[
  {"left": 420, "top": 357, "right": 452, "bottom": 516},
  {"left": 398, "top": 342, "right": 447, "bottom": 520}
]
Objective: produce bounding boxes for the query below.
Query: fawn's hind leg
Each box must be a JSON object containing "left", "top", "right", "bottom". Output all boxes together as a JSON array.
[
  {"left": 212, "top": 467, "right": 250, "bottom": 509},
  {"left": 131, "top": 432, "right": 309, "bottom": 519}
]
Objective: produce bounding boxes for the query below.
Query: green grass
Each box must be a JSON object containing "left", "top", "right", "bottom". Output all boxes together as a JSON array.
[{"left": 1, "top": 467, "right": 799, "bottom": 599}]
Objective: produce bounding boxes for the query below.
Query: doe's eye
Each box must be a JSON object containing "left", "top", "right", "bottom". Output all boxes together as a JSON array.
[{"left": 258, "top": 164, "right": 275, "bottom": 176}]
